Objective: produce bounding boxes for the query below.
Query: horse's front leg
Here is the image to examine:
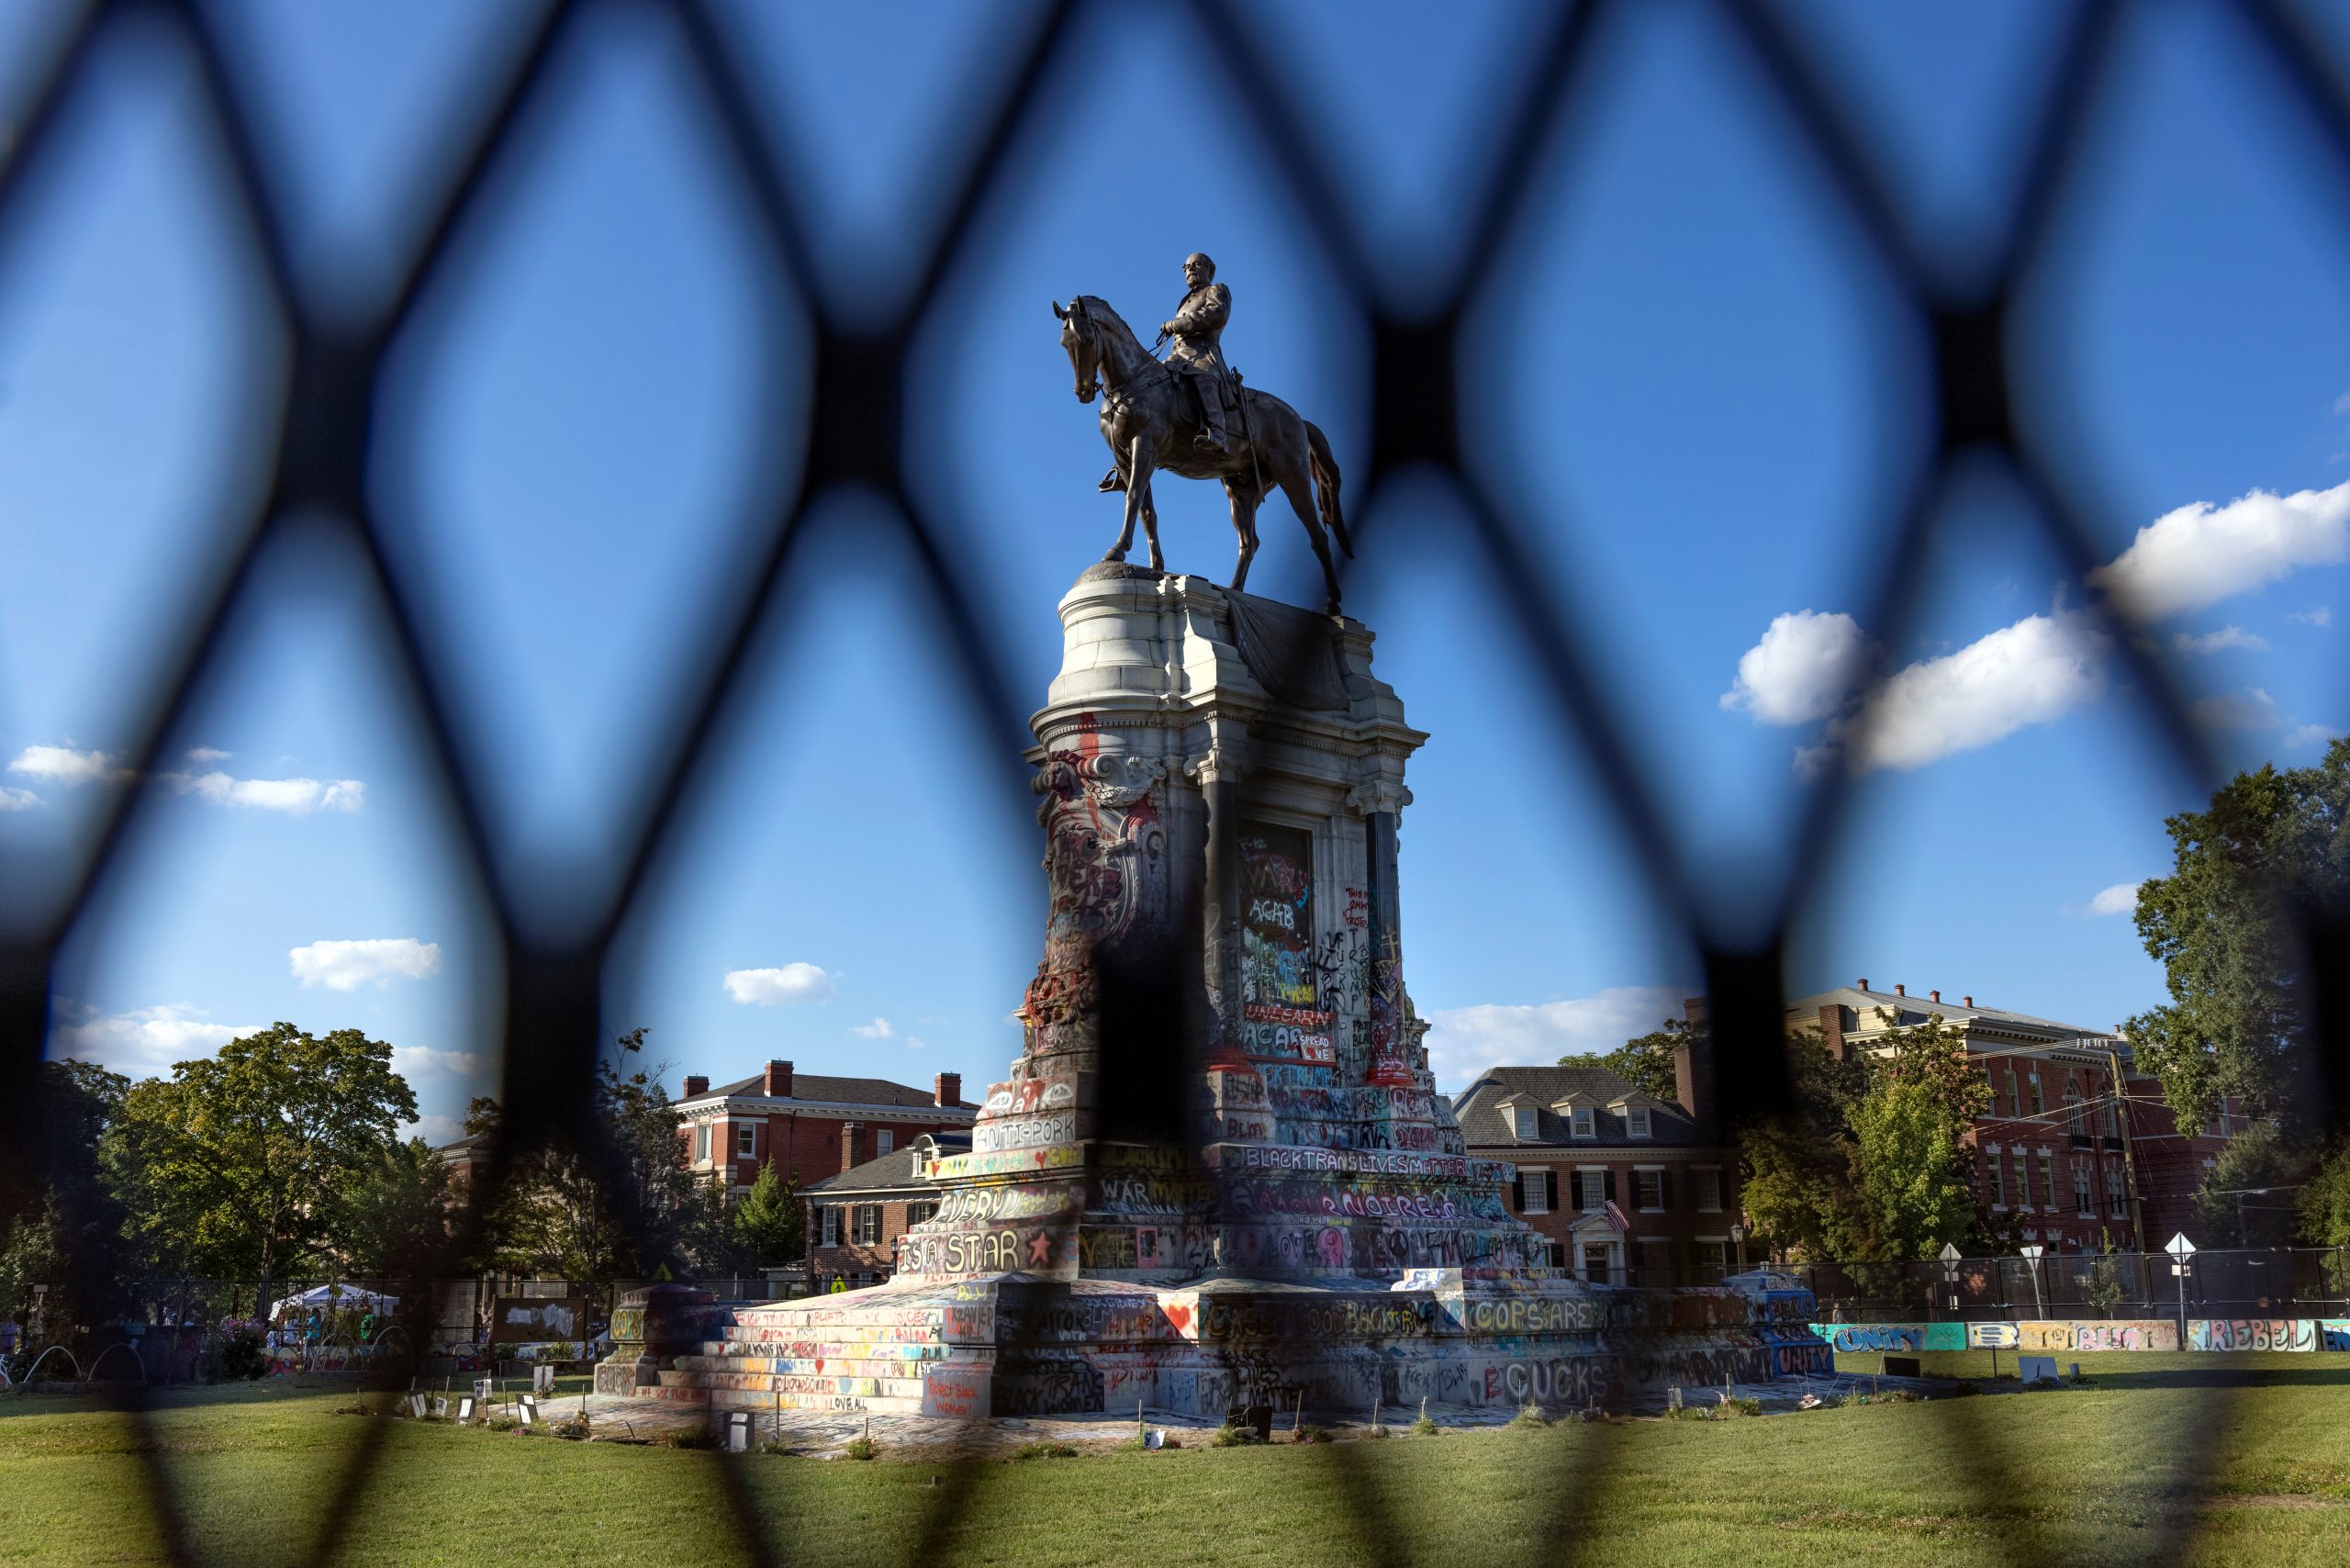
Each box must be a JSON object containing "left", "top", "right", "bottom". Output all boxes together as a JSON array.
[
  {"left": 1125, "top": 433, "right": 1161, "bottom": 571},
  {"left": 1102, "top": 424, "right": 1137, "bottom": 562},
  {"left": 1226, "top": 475, "right": 1261, "bottom": 593}
]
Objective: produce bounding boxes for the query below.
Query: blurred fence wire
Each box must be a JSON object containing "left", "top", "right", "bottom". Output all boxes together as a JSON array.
[{"left": 5, "top": 0, "right": 2350, "bottom": 1563}]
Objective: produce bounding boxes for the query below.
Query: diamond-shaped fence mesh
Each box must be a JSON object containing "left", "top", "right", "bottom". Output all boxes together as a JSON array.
[{"left": 5, "top": 0, "right": 2349, "bottom": 1562}]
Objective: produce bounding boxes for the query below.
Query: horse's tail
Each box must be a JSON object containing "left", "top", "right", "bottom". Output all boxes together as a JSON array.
[{"left": 1305, "top": 420, "right": 1352, "bottom": 558}]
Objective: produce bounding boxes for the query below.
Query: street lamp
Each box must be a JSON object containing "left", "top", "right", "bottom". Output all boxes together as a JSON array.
[
  {"left": 2020, "top": 1244, "right": 2046, "bottom": 1318},
  {"left": 1728, "top": 1222, "right": 1746, "bottom": 1276}
]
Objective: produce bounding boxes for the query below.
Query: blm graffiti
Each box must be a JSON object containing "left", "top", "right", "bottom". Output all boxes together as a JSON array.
[{"left": 1240, "top": 823, "right": 1317, "bottom": 1011}]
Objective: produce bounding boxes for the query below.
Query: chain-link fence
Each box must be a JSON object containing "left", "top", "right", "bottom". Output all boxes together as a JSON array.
[{"left": 6, "top": 0, "right": 2350, "bottom": 1562}]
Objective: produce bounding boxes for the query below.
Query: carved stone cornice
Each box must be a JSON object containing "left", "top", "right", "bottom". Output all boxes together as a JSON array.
[{"left": 1346, "top": 778, "right": 1413, "bottom": 816}]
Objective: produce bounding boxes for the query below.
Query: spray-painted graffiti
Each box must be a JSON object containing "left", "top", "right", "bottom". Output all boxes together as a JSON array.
[
  {"left": 2188, "top": 1318, "right": 2319, "bottom": 1351},
  {"left": 2321, "top": 1320, "right": 2350, "bottom": 1351},
  {"left": 927, "top": 1144, "right": 1085, "bottom": 1181},
  {"left": 1810, "top": 1323, "right": 1965, "bottom": 1353},
  {"left": 1240, "top": 823, "right": 1318, "bottom": 1009},
  {"left": 1966, "top": 1322, "right": 2019, "bottom": 1349},
  {"left": 972, "top": 1112, "right": 1078, "bottom": 1153},
  {"left": 1483, "top": 1357, "right": 1610, "bottom": 1408},
  {"left": 994, "top": 1359, "right": 1105, "bottom": 1415},
  {"left": 933, "top": 1182, "right": 1082, "bottom": 1226},
  {"left": 920, "top": 1363, "right": 989, "bottom": 1417},
  {"left": 1464, "top": 1296, "right": 1603, "bottom": 1336},
  {"left": 899, "top": 1226, "right": 1062, "bottom": 1277},
  {"left": 2016, "top": 1320, "right": 2179, "bottom": 1352}
]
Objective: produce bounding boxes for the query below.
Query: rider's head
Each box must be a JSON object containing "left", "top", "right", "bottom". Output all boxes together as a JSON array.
[{"left": 1183, "top": 252, "right": 1215, "bottom": 288}]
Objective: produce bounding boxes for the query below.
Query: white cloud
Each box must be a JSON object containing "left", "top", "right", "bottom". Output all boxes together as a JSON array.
[
  {"left": 50, "top": 1003, "right": 261, "bottom": 1071},
  {"left": 2334, "top": 390, "right": 2350, "bottom": 416},
  {"left": 2287, "top": 722, "right": 2343, "bottom": 750},
  {"left": 1721, "top": 610, "right": 1874, "bottom": 725},
  {"left": 2086, "top": 882, "right": 2141, "bottom": 917},
  {"left": 390, "top": 1044, "right": 487, "bottom": 1078},
  {"left": 2172, "top": 625, "right": 2268, "bottom": 656},
  {"left": 1423, "top": 986, "right": 1688, "bottom": 1093},
  {"left": 0, "top": 786, "right": 37, "bottom": 811},
  {"left": 289, "top": 937, "right": 442, "bottom": 991},
  {"left": 2290, "top": 606, "right": 2331, "bottom": 627},
  {"left": 8, "top": 744, "right": 127, "bottom": 784},
  {"left": 2190, "top": 687, "right": 2282, "bottom": 733},
  {"left": 2089, "top": 482, "right": 2350, "bottom": 620},
  {"left": 400, "top": 1114, "right": 465, "bottom": 1146},
  {"left": 849, "top": 1017, "right": 896, "bottom": 1039},
  {"left": 723, "top": 963, "right": 835, "bottom": 1006},
  {"left": 1841, "top": 611, "right": 2109, "bottom": 771},
  {"left": 162, "top": 770, "right": 364, "bottom": 813},
  {"left": 185, "top": 747, "right": 230, "bottom": 763}
]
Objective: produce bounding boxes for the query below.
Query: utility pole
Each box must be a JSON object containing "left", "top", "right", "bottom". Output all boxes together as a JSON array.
[{"left": 2106, "top": 1049, "right": 2148, "bottom": 1255}]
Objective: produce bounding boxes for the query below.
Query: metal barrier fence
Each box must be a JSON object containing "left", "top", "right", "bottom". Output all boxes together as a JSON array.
[{"left": 5, "top": 0, "right": 2350, "bottom": 1564}]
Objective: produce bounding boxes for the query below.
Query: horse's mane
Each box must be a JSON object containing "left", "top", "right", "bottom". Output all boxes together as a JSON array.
[{"left": 1073, "top": 294, "right": 1140, "bottom": 348}]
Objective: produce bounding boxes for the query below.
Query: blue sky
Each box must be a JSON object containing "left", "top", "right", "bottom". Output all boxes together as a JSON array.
[{"left": 6, "top": 0, "right": 2349, "bottom": 1143}]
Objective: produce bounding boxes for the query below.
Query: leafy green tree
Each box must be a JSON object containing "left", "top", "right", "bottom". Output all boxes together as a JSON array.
[
  {"left": 1563, "top": 1017, "right": 1692, "bottom": 1101},
  {"left": 2300, "top": 1139, "right": 2350, "bottom": 1249},
  {"left": 1734, "top": 1031, "right": 1870, "bottom": 1260},
  {"left": 732, "top": 1162, "right": 803, "bottom": 1266},
  {"left": 1837, "top": 1016, "right": 1992, "bottom": 1260},
  {"left": 2188, "top": 1124, "right": 2316, "bottom": 1248},
  {"left": 110, "top": 1024, "right": 415, "bottom": 1305},
  {"left": 1, "top": 1061, "right": 134, "bottom": 1334},
  {"left": 328, "top": 1137, "right": 456, "bottom": 1275},
  {"left": 2127, "top": 740, "right": 2350, "bottom": 1140}
]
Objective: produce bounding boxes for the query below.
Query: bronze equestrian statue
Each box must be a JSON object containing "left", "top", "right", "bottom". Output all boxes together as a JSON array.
[{"left": 1055, "top": 253, "right": 1352, "bottom": 612}]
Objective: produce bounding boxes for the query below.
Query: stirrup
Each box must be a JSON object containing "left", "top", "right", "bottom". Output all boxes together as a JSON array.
[{"left": 1098, "top": 467, "right": 1125, "bottom": 493}]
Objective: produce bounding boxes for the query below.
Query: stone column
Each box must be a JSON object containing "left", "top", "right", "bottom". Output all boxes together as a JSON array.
[
  {"left": 1191, "top": 732, "right": 1248, "bottom": 1060},
  {"left": 1350, "top": 778, "right": 1414, "bottom": 1087}
]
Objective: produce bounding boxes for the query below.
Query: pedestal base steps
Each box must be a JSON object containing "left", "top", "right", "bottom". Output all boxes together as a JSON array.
[{"left": 615, "top": 1270, "right": 1830, "bottom": 1420}]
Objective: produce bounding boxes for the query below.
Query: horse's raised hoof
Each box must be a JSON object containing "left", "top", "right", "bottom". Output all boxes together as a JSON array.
[{"left": 1102, "top": 547, "right": 1128, "bottom": 563}]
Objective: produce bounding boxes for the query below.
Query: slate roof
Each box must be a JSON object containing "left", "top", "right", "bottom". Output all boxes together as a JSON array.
[
  {"left": 805, "top": 1133, "right": 968, "bottom": 1196},
  {"left": 697, "top": 1071, "right": 976, "bottom": 1111},
  {"left": 1452, "top": 1064, "right": 1718, "bottom": 1150}
]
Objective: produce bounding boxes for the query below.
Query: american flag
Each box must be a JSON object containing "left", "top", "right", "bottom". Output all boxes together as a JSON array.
[{"left": 1603, "top": 1200, "right": 1630, "bottom": 1233}]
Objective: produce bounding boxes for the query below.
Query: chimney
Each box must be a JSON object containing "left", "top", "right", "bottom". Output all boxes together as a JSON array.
[
  {"left": 763, "top": 1059, "right": 792, "bottom": 1097},
  {"left": 1818, "top": 1003, "right": 1848, "bottom": 1062},
  {"left": 1894, "top": 983, "right": 1905, "bottom": 996},
  {"left": 934, "top": 1072, "right": 961, "bottom": 1108},
  {"left": 1964, "top": 995, "right": 1975, "bottom": 1008},
  {"left": 1929, "top": 990, "right": 1941, "bottom": 1003},
  {"left": 840, "top": 1121, "right": 862, "bottom": 1173},
  {"left": 1856, "top": 978, "right": 1869, "bottom": 992},
  {"left": 682, "top": 1075, "right": 709, "bottom": 1099},
  {"left": 1670, "top": 1011, "right": 1712, "bottom": 1124}
]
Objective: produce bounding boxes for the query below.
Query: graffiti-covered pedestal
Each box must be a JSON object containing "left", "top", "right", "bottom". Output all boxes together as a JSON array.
[{"left": 625, "top": 568, "right": 1828, "bottom": 1418}]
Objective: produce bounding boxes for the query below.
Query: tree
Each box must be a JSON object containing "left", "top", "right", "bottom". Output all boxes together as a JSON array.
[
  {"left": 1837, "top": 1016, "right": 1992, "bottom": 1260},
  {"left": 1733, "top": 1031, "right": 1870, "bottom": 1260},
  {"left": 2127, "top": 739, "right": 2350, "bottom": 1140},
  {"left": 110, "top": 1024, "right": 415, "bottom": 1305},
  {"left": 2300, "top": 1139, "right": 2350, "bottom": 1249},
  {"left": 2188, "top": 1124, "right": 2315, "bottom": 1249},
  {"left": 328, "top": 1137, "right": 456, "bottom": 1276},
  {"left": 732, "top": 1162, "right": 803, "bottom": 1266},
  {"left": 1, "top": 1061, "right": 133, "bottom": 1334},
  {"left": 1564, "top": 1016, "right": 1690, "bottom": 1102}
]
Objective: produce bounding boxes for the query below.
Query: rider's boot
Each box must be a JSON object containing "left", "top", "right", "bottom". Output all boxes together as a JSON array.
[{"left": 1193, "top": 399, "right": 1234, "bottom": 456}]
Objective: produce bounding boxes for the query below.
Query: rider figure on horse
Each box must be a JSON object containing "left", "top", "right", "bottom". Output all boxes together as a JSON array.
[{"left": 1101, "top": 251, "right": 1236, "bottom": 491}]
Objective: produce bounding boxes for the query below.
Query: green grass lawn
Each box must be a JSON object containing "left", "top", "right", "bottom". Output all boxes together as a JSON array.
[{"left": 2, "top": 1361, "right": 2345, "bottom": 1567}]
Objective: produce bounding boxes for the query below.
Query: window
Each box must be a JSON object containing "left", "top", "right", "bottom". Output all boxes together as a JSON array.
[
  {"left": 906, "top": 1201, "right": 936, "bottom": 1227},
  {"left": 1576, "top": 1170, "right": 1607, "bottom": 1211},
  {"left": 854, "top": 1205, "right": 881, "bottom": 1245},
  {"left": 695, "top": 1124, "right": 711, "bottom": 1163},
  {"left": 1512, "top": 1105, "right": 1538, "bottom": 1139},
  {"left": 2218, "top": 1103, "right": 2232, "bottom": 1137},
  {"left": 1520, "top": 1170, "right": 1549, "bottom": 1215},
  {"left": 2030, "top": 1072, "right": 2045, "bottom": 1115},
  {"left": 1571, "top": 1107, "right": 1595, "bottom": 1139},
  {"left": 820, "top": 1206, "right": 841, "bottom": 1247},
  {"left": 1635, "top": 1170, "right": 1666, "bottom": 1211},
  {"left": 2064, "top": 1081, "right": 2084, "bottom": 1139},
  {"left": 2106, "top": 1161, "right": 2130, "bottom": 1218},
  {"left": 876, "top": 1129, "right": 894, "bottom": 1156},
  {"left": 1988, "top": 1147, "right": 2006, "bottom": 1208},
  {"left": 2005, "top": 1068, "right": 2020, "bottom": 1117},
  {"left": 1628, "top": 1106, "right": 1651, "bottom": 1138},
  {"left": 1637, "top": 1238, "right": 1673, "bottom": 1282},
  {"left": 736, "top": 1124, "right": 755, "bottom": 1158},
  {"left": 1692, "top": 1166, "right": 1724, "bottom": 1213},
  {"left": 2101, "top": 1096, "right": 2119, "bottom": 1139},
  {"left": 2037, "top": 1149, "right": 2055, "bottom": 1209},
  {"left": 2073, "top": 1160, "right": 2092, "bottom": 1217},
  {"left": 1695, "top": 1238, "right": 1729, "bottom": 1279}
]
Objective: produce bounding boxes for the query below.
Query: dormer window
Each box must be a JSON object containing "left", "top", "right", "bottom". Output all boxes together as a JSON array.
[
  {"left": 1628, "top": 1106, "right": 1651, "bottom": 1139},
  {"left": 1572, "top": 1107, "right": 1595, "bottom": 1139},
  {"left": 1512, "top": 1105, "right": 1538, "bottom": 1140}
]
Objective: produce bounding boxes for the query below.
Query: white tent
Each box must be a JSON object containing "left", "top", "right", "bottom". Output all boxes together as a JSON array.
[{"left": 271, "top": 1284, "right": 397, "bottom": 1318}]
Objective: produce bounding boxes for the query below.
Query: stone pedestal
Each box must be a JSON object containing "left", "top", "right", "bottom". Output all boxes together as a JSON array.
[
  {"left": 901, "top": 566, "right": 1530, "bottom": 1287},
  {"left": 613, "top": 568, "right": 1827, "bottom": 1420}
]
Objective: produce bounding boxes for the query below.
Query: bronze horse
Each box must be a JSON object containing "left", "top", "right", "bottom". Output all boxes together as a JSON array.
[{"left": 1054, "top": 295, "right": 1352, "bottom": 611}]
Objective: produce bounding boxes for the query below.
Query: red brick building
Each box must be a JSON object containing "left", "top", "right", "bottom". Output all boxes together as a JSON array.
[
  {"left": 671, "top": 1060, "right": 976, "bottom": 1194},
  {"left": 802, "top": 1133, "right": 961, "bottom": 1289},
  {"left": 1786, "top": 983, "right": 2240, "bottom": 1254},
  {"left": 1455, "top": 1047, "right": 1745, "bottom": 1286}
]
